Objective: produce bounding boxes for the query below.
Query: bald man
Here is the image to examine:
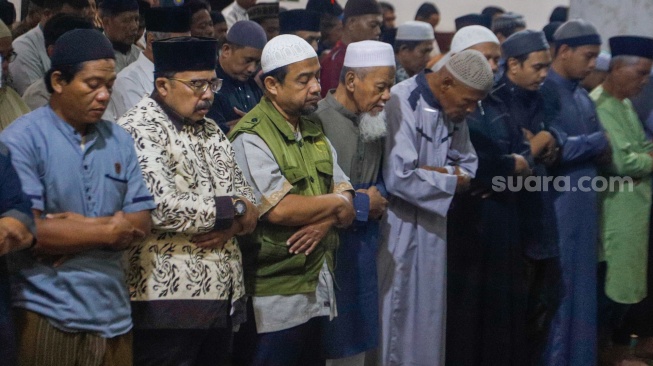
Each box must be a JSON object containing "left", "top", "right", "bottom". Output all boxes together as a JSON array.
[{"left": 378, "top": 49, "right": 493, "bottom": 365}]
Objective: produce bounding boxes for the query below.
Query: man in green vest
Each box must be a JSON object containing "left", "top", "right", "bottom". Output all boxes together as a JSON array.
[{"left": 229, "top": 34, "right": 356, "bottom": 366}]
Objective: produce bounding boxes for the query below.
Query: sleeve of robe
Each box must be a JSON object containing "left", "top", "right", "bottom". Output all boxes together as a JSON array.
[
  {"left": 597, "top": 107, "right": 653, "bottom": 178},
  {"left": 446, "top": 119, "right": 479, "bottom": 177},
  {"left": 543, "top": 84, "right": 610, "bottom": 165},
  {"left": 466, "top": 106, "right": 516, "bottom": 186},
  {"left": 383, "top": 91, "right": 458, "bottom": 218}
]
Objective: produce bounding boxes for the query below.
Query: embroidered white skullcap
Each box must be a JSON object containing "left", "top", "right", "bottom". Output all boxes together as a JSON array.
[
  {"left": 445, "top": 49, "right": 494, "bottom": 92},
  {"left": 432, "top": 25, "right": 499, "bottom": 71},
  {"left": 395, "top": 21, "right": 435, "bottom": 41},
  {"left": 450, "top": 25, "right": 499, "bottom": 53},
  {"left": 261, "top": 34, "right": 318, "bottom": 73},
  {"left": 343, "top": 40, "right": 395, "bottom": 68}
]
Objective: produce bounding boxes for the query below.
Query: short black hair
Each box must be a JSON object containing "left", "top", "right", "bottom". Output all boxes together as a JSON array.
[
  {"left": 503, "top": 53, "right": 529, "bottom": 73},
  {"left": 481, "top": 6, "right": 504, "bottom": 18},
  {"left": 44, "top": 62, "right": 86, "bottom": 93},
  {"left": 415, "top": 2, "right": 438, "bottom": 19},
  {"left": 0, "top": 0, "right": 16, "bottom": 26},
  {"left": 393, "top": 40, "right": 422, "bottom": 54},
  {"left": 210, "top": 10, "right": 225, "bottom": 24},
  {"left": 261, "top": 65, "right": 289, "bottom": 86},
  {"left": 152, "top": 70, "right": 177, "bottom": 90},
  {"left": 378, "top": 2, "right": 394, "bottom": 12},
  {"left": 183, "top": 0, "right": 209, "bottom": 16},
  {"left": 43, "top": 14, "right": 93, "bottom": 48},
  {"left": 43, "top": 0, "right": 89, "bottom": 11}
]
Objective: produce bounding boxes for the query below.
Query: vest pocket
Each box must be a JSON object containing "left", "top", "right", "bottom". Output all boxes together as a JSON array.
[{"left": 257, "top": 239, "right": 307, "bottom": 277}]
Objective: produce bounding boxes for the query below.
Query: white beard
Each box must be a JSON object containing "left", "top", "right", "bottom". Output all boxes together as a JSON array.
[{"left": 358, "top": 110, "right": 387, "bottom": 142}]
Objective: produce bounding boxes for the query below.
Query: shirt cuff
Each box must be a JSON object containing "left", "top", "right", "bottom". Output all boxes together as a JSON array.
[
  {"left": 353, "top": 192, "right": 370, "bottom": 222},
  {"left": 214, "top": 196, "right": 235, "bottom": 230}
]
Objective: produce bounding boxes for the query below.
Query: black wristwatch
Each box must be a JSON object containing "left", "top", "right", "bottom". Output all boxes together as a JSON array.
[{"left": 232, "top": 196, "right": 247, "bottom": 216}]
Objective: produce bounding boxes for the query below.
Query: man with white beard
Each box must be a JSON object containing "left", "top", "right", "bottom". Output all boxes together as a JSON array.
[{"left": 309, "top": 40, "right": 393, "bottom": 366}]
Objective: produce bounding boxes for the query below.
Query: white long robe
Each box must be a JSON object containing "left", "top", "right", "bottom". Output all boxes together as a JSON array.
[
  {"left": 105, "top": 52, "right": 153, "bottom": 121},
  {"left": 378, "top": 72, "right": 477, "bottom": 366}
]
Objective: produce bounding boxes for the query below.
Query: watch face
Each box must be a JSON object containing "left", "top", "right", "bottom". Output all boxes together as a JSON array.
[{"left": 234, "top": 200, "right": 247, "bottom": 216}]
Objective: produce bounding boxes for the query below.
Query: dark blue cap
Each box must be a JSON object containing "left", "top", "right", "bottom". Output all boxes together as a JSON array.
[
  {"left": 502, "top": 30, "right": 549, "bottom": 58},
  {"left": 455, "top": 13, "right": 491, "bottom": 31},
  {"left": 51, "top": 29, "right": 114, "bottom": 66},
  {"left": 153, "top": 37, "right": 217, "bottom": 73},
  {"left": 144, "top": 6, "right": 191, "bottom": 33},
  {"left": 280, "top": 9, "right": 321, "bottom": 34},
  {"left": 99, "top": 0, "right": 138, "bottom": 13},
  {"left": 226, "top": 20, "right": 267, "bottom": 50},
  {"left": 610, "top": 36, "right": 653, "bottom": 60}
]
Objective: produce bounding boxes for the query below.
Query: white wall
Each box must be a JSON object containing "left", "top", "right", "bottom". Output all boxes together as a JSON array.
[
  {"left": 570, "top": 0, "right": 653, "bottom": 50},
  {"left": 280, "top": 0, "right": 570, "bottom": 32}
]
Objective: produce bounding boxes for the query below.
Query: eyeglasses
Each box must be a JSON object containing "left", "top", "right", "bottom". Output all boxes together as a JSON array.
[
  {"left": 168, "top": 77, "right": 222, "bottom": 94},
  {"left": 1, "top": 51, "right": 17, "bottom": 64}
]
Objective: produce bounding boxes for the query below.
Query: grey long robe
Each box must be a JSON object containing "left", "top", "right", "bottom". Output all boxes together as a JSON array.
[{"left": 378, "top": 71, "right": 478, "bottom": 365}]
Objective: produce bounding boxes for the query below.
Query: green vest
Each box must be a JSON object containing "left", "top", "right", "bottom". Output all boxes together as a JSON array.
[{"left": 229, "top": 97, "right": 339, "bottom": 297}]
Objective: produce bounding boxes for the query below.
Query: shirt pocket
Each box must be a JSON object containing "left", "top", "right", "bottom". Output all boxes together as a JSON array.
[{"left": 103, "top": 174, "right": 128, "bottom": 212}]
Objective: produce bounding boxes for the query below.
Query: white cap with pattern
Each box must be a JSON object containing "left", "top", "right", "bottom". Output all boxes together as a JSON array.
[
  {"left": 396, "top": 21, "right": 435, "bottom": 41},
  {"left": 261, "top": 34, "right": 318, "bottom": 73},
  {"left": 344, "top": 40, "right": 395, "bottom": 68},
  {"left": 445, "top": 49, "right": 494, "bottom": 92}
]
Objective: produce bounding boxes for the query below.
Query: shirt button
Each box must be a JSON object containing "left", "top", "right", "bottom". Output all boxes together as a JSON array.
[{"left": 84, "top": 165, "right": 88, "bottom": 170}]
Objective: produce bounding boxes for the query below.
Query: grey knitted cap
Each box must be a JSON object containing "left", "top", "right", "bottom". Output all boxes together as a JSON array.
[{"left": 553, "top": 18, "right": 601, "bottom": 46}]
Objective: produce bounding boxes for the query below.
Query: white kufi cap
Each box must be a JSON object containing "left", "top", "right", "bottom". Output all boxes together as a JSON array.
[
  {"left": 261, "top": 34, "right": 318, "bottom": 73},
  {"left": 395, "top": 21, "right": 435, "bottom": 41},
  {"left": 445, "top": 49, "right": 494, "bottom": 92},
  {"left": 432, "top": 25, "right": 499, "bottom": 71},
  {"left": 450, "top": 25, "right": 499, "bottom": 53},
  {"left": 344, "top": 40, "right": 395, "bottom": 68}
]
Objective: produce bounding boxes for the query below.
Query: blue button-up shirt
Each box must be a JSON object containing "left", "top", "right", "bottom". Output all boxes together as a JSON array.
[{"left": 0, "top": 106, "right": 155, "bottom": 338}]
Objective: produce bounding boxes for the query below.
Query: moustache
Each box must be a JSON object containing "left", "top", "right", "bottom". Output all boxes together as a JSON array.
[{"left": 194, "top": 100, "right": 212, "bottom": 112}]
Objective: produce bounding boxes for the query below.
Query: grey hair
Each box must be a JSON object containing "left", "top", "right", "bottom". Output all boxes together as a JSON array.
[
  {"left": 339, "top": 66, "right": 372, "bottom": 83},
  {"left": 609, "top": 55, "right": 641, "bottom": 71},
  {"left": 147, "top": 31, "right": 175, "bottom": 42}
]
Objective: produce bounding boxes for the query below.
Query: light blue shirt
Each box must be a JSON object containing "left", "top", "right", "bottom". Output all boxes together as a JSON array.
[{"left": 0, "top": 106, "right": 155, "bottom": 338}]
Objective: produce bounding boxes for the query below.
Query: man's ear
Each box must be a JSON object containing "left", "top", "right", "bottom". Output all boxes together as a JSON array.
[
  {"left": 50, "top": 71, "right": 66, "bottom": 94},
  {"left": 440, "top": 75, "right": 454, "bottom": 92},
  {"left": 507, "top": 57, "right": 519, "bottom": 74},
  {"left": 155, "top": 77, "right": 170, "bottom": 96},
  {"left": 345, "top": 71, "right": 356, "bottom": 92},
  {"left": 263, "top": 75, "right": 280, "bottom": 96}
]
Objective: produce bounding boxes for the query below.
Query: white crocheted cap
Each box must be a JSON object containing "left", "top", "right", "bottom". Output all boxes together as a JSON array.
[
  {"left": 450, "top": 25, "right": 499, "bottom": 53},
  {"left": 445, "top": 49, "right": 494, "bottom": 92},
  {"left": 261, "top": 34, "right": 318, "bottom": 73},
  {"left": 343, "top": 40, "right": 395, "bottom": 68},
  {"left": 396, "top": 20, "right": 435, "bottom": 41}
]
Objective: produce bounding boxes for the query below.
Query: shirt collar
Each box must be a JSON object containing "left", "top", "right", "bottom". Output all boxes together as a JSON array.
[
  {"left": 547, "top": 68, "right": 579, "bottom": 92},
  {"left": 259, "top": 97, "right": 322, "bottom": 141},
  {"left": 414, "top": 70, "right": 442, "bottom": 110},
  {"left": 324, "top": 90, "right": 358, "bottom": 124},
  {"left": 152, "top": 92, "right": 206, "bottom": 132},
  {"left": 46, "top": 105, "right": 99, "bottom": 147}
]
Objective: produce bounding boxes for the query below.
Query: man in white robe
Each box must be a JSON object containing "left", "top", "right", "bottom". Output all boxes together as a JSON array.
[{"left": 378, "top": 49, "right": 494, "bottom": 366}]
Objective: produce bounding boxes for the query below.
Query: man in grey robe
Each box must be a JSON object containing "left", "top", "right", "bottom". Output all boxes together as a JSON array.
[
  {"left": 378, "top": 49, "right": 494, "bottom": 366},
  {"left": 311, "top": 40, "right": 394, "bottom": 366}
]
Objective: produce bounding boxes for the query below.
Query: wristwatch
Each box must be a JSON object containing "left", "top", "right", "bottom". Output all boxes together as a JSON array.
[{"left": 232, "top": 196, "right": 247, "bottom": 216}]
